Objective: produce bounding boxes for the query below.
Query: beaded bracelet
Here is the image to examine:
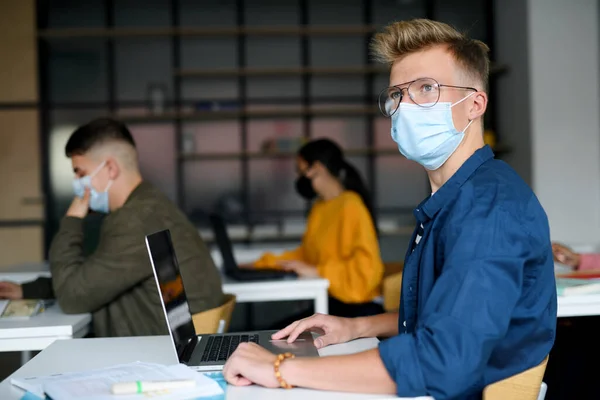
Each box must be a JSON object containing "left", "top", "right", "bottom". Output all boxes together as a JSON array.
[{"left": 274, "top": 352, "right": 296, "bottom": 389}]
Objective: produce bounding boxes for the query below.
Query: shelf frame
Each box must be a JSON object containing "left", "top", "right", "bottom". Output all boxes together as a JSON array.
[
  {"left": 38, "top": 25, "right": 379, "bottom": 39},
  {"left": 36, "top": 1, "right": 505, "bottom": 246}
]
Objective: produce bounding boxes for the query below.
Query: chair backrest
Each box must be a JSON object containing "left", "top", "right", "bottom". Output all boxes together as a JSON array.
[
  {"left": 483, "top": 356, "right": 549, "bottom": 400},
  {"left": 191, "top": 294, "right": 237, "bottom": 334},
  {"left": 382, "top": 271, "right": 402, "bottom": 312}
]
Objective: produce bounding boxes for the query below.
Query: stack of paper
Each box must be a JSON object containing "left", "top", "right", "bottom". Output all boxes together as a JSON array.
[
  {"left": 0, "top": 299, "right": 48, "bottom": 319},
  {"left": 11, "top": 362, "right": 223, "bottom": 400},
  {"left": 556, "top": 277, "right": 600, "bottom": 296}
]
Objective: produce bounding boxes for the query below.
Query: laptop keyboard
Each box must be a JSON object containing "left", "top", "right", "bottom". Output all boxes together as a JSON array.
[{"left": 200, "top": 334, "right": 260, "bottom": 362}]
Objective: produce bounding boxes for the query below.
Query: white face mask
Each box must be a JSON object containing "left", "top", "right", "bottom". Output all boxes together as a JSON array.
[
  {"left": 391, "top": 93, "right": 475, "bottom": 170},
  {"left": 72, "top": 161, "right": 113, "bottom": 213}
]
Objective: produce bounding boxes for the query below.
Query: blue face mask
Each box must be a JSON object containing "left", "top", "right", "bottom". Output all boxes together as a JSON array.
[
  {"left": 391, "top": 93, "right": 474, "bottom": 170},
  {"left": 72, "top": 161, "right": 113, "bottom": 214}
]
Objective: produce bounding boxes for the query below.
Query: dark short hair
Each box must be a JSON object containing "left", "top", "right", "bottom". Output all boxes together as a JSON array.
[{"left": 65, "top": 118, "right": 136, "bottom": 157}]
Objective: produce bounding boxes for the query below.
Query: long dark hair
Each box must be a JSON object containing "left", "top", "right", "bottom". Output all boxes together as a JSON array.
[{"left": 297, "top": 138, "right": 377, "bottom": 231}]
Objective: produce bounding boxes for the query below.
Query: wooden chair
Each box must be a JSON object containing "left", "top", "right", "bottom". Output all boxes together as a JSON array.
[
  {"left": 483, "top": 356, "right": 549, "bottom": 400},
  {"left": 382, "top": 262, "right": 404, "bottom": 312},
  {"left": 382, "top": 271, "right": 403, "bottom": 312},
  {"left": 191, "top": 294, "right": 237, "bottom": 335}
]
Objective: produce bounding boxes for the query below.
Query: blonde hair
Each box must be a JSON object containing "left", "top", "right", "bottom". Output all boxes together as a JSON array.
[{"left": 371, "top": 19, "right": 490, "bottom": 91}]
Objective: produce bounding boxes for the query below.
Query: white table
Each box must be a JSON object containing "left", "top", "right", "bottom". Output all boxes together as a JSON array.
[
  {"left": 1, "top": 267, "right": 331, "bottom": 320},
  {"left": 0, "top": 305, "right": 91, "bottom": 362},
  {"left": 212, "top": 244, "right": 331, "bottom": 314},
  {"left": 0, "top": 272, "right": 50, "bottom": 283},
  {"left": 557, "top": 294, "right": 600, "bottom": 318},
  {"left": 0, "top": 272, "right": 91, "bottom": 365},
  {"left": 0, "top": 335, "right": 432, "bottom": 400},
  {"left": 222, "top": 276, "right": 330, "bottom": 315},
  {"left": 210, "top": 245, "right": 297, "bottom": 268},
  {"left": 0, "top": 265, "right": 330, "bottom": 362},
  {"left": 554, "top": 262, "right": 600, "bottom": 317},
  {"left": 0, "top": 262, "right": 50, "bottom": 273}
]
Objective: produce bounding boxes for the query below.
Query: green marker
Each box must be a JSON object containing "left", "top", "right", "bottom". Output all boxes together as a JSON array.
[{"left": 111, "top": 379, "right": 196, "bottom": 395}]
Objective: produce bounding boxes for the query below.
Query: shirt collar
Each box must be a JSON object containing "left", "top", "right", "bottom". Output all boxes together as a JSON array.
[{"left": 413, "top": 145, "right": 495, "bottom": 223}]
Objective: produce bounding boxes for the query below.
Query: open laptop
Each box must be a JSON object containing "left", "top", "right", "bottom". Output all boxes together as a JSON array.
[
  {"left": 145, "top": 229, "right": 319, "bottom": 371},
  {"left": 209, "top": 214, "right": 296, "bottom": 281}
]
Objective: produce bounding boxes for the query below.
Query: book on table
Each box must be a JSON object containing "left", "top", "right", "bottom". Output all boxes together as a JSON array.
[
  {"left": 555, "top": 277, "right": 600, "bottom": 296},
  {"left": 0, "top": 299, "right": 50, "bottom": 319},
  {"left": 11, "top": 361, "right": 223, "bottom": 400}
]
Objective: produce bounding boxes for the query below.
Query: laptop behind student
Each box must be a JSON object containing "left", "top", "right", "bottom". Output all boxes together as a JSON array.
[
  {"left": 209, "top": 214, "right": 296, "bottom": 281},
  {"left": 145, "top": 229, "right": 318, "bottom": 371}
]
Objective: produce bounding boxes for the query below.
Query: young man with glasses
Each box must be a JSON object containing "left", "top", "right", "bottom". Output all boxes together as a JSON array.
[{"left": 221, "top": 19, "right": 557, "bottom": 399}]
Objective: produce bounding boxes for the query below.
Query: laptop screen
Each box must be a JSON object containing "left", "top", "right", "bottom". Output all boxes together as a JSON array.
[
  {"left": 209, "top": 214, "right": 238, "bottom": 273},
  {"left": 145, "top": 230, "right": 197, "bottom": 355}
]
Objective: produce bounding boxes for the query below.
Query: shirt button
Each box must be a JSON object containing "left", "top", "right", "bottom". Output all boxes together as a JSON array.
[
  {"left": 409, "top": 286, "right": 413, "bottom": 292},
  {"left": 403, "top": 320, "right": 407, "bottom": 327}
]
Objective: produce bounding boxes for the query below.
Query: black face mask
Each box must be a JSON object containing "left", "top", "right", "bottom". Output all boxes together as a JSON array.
[{"left": 295, "top": 175, "right": 317, "bottom": 200}]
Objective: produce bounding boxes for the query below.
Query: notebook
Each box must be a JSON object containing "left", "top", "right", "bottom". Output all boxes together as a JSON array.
[
  {"left": 12, "top": 361, "right": 223, "bottom": 400},
  {"left": 557, "top": 272, "right": 600, "bottom": 279},
  {"left": 555, "top": 277, "right": 600, "bottom": 296},
  {"left": 0, "top": 300, "right": 48, "bottom": 319}
]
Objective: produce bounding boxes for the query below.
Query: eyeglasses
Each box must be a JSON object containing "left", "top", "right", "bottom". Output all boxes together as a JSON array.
[{"left": 378, "top": 77, "right": 477, "bottom": 117}]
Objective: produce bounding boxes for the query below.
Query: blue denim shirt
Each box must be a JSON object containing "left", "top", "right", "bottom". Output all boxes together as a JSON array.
[{"left": 378, "top": 146, "right": 557, "bottom": 400}]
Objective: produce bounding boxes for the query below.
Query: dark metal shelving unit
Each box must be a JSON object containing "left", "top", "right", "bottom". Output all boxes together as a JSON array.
[{"left": 35, "top": 0, "right": 505, "bottom": 252}]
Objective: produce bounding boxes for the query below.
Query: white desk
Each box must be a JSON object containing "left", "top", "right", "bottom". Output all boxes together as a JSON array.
[
  {"left": 0, "top": 306, "right": 90, "bottom": 353},
  {"left": 557, "top": 294, "right": 600, "bottom": 318},
  {"left": 212, "top": 245, "right": 331, "bottom": 314},
  {"left": 0, "top": 335, "right": 432, "bottom": 400},
  {"left": 0, "top": 262, "right": 50, "bottom": 273},
  {"left": 0, "top": 272, "right": 50, "bottom": 283},
  {"left": 0, "top": 272, "right": 91, "bottom": 365},
  {"left": 210, "top": 245, "right": 297, "bottom": 268},
  {"left": 554, "top": 262, "right": 600, "bottom": 317},
  {"left": 1, "top": 264, "right": 331, "bottom": 323},
  {"left": 223, "top": 276, "right": 330, "bottom": 314},
  {"left": 0, "top": 268, "right": 330, "bottom": 368}
]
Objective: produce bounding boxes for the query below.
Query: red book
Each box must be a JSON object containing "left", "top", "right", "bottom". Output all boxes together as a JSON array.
[{"left": 557, "top": 272, "right": 600, "bottom": 279}]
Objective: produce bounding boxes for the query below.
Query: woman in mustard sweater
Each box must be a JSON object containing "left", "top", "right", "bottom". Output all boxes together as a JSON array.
[{"left": 246, "top": 139, "right": 384, "bottom": 317}]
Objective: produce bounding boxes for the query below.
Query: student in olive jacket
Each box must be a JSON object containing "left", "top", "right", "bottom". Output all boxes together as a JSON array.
[{"left": 0, "top": 118, "right": 224, "bottom": 337}]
